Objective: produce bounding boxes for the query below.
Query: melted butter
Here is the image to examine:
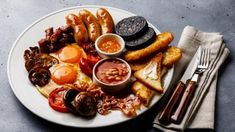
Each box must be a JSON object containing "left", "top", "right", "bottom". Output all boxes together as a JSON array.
[{"left": 143, "top": 61, "right": 158, "bottom": 80}]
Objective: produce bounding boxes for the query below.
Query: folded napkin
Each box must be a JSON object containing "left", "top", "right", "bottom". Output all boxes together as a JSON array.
[{"left": 153, "top": 26, "right": 230, "bottom": 131}]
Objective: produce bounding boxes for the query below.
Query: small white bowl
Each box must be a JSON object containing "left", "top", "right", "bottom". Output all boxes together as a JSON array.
[
  {"left": 92, "top": 58, "right": 131, "bottom": 93},
  {"left": 95, "top": 33, "right": 125, "bottom": 58}
]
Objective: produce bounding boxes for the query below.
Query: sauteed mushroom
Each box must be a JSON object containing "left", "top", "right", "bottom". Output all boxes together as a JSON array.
[
  {"left": 63, "top": 89, "right": 80, "bottom": 112},
  {"left": 63, "top": 89, "right": 97, "bottom": 118},
  {"left": 73, "top": 92, "right": 97, "bottom": 118},
  {"left": 24, "top": 54, "right": 59, "bottom": 71},
  {"left": 28, "top": 67, "right": 51, "bottom": 87}
]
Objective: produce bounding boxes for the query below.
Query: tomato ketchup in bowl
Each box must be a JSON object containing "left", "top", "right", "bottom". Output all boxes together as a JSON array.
[
  {"left": 92, "top": 58, "right": 131, "bottom": 93},
  {"left": 95, "top": 33, "right": 125, "bottom": 58}
]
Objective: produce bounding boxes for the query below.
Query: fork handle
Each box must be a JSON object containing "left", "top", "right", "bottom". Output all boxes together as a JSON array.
[
  {"left": 158, "top": 81, "right": 186, "bottom": 125},
  {"left": 171, "top": 81, "right": 197, "bottom": 124}
]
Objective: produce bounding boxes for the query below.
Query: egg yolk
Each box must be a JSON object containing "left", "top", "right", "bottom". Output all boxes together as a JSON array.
[
  {"left": 52, "top": 65, "right": 77, "bottom": 85},
  {"left": 58, "top": 45, "right": 83, "bottom": 63}
]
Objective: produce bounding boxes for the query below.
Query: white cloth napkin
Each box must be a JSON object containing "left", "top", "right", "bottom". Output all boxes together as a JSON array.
[{"left": 153, "top": 26, "right": 230, "bottom": 131}]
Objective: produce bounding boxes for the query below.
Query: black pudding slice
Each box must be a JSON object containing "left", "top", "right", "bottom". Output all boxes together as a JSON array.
[
  {"left": 115, "top": 16, "right": 148, "bottom": 40},
  {"left": 125, "top": 27, "right": 156, "bottom": 50}
]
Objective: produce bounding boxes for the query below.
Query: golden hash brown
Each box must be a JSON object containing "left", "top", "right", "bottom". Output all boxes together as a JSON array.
[
  {"left": 123, "top": 32, "right": 174, "bottom": 61},
  {"left": 162, "top": 46, "right": 182, "bottom": 67}
]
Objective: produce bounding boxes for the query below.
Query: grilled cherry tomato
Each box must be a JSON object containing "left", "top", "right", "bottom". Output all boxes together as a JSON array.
[
  {"left": 48, "top": 88, "right": 69, "bottom": 113},
  {"left": 79, "top": 58, "right": 92, "bottom": 77},
  {"left": 87, "top": 54, "right": 101, "bottom": 67}
]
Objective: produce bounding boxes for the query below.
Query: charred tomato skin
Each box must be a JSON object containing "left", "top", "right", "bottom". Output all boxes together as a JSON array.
[
  {"left": 48, "top": 88, "right": 69, "bottom": 113},
  {"left": 79, "top": 58, "right": 92, "bottom": 77}
]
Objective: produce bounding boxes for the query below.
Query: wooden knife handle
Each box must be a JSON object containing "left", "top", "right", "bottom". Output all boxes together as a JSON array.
[
  {"left": 171, "top": 81, "right": 197, "bottom": 124},
  {"left": 158, "top": 81, "right": 186, "bottom": 125}
]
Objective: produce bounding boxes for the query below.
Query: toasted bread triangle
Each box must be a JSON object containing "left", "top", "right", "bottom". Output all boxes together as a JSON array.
[{"left": 134, "top": 53, "right": 163, "bottom": 93}]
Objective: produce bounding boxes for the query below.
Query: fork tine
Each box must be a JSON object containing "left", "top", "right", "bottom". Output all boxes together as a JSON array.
[
  {"left": 199, "top": 48, "right": 203, "bottom": 66},
  {"left": 196, "top": 48, "right": 210, "bottom": 73},
  {"left": 203, "top": 48, "right": 207, "bottom": 66},
  {"left": 201, "top": 48, "right": 206, "bottom": 66},
  {"left": 205, "top": 49, "right": 210, "bottom": 67}
]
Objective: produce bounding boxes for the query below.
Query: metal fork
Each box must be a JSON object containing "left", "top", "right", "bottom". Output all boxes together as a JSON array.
[
  {"left": 171, "top": 48, "right": 210, "bottom": 124},
  {"left": 192, "top": 48, "right": 210, "bottom": 80}
]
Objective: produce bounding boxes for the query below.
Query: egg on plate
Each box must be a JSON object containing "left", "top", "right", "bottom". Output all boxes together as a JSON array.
[{"left": 36, "top": 44, "right": 92, "bottom": 98}]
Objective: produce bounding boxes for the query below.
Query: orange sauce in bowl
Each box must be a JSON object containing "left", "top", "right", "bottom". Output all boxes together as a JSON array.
[{"left": 98, "top": 37, "right": 121, "bottom": 53}]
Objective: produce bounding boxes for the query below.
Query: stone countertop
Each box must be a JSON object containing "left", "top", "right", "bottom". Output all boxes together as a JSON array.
[{"left": 0, "top": 0, "right": 234, "bottom": 131}]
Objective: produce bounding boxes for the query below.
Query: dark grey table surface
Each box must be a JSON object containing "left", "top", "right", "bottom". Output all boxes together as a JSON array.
[{"left": 1, "top": 0, "right": 234, "bottom": 131}]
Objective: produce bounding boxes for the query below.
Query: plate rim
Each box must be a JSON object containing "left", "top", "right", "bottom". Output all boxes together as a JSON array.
[{"left": 7, "top": 5, "right": 174, "bottom": 128}]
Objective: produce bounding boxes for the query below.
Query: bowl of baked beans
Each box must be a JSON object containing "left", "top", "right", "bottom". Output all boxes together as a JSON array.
[{"left": 92, "top": 58, "right": 131, "bottom": 93}]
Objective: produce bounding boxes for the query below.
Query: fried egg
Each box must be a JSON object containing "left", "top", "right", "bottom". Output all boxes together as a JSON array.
[
  {"left": 36, "top": 44, "right": 92, "bottom": 98},
  {"left": 51, "top": 63, "right": 78, "bottom": 85},
  {"left": 57, "top": 44, "right": 87, "bottom": 63}
]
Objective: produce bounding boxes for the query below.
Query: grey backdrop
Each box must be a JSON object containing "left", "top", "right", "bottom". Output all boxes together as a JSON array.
[{"left": 0, "top": 0, "right": 234, "bottom": 131}]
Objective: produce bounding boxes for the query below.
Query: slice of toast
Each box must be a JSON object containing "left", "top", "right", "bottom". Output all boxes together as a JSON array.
[
  {"left": 134, "top": 53, "right": 163, "bottom": 93},
  {"left": 132, "top": 66, "right": 167, "bottom": 106}
]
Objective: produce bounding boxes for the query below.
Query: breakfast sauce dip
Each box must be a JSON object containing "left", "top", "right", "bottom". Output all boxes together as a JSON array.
[
  {"left": 95, "top": 59, "right": 129, "bottom": 84},
  {"left": 97, "top": 37, "right": 121, "bottom": 53}
]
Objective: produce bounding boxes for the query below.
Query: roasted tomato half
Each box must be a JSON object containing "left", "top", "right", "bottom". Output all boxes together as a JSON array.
[
  {"left": 79, "top": 58, "right": 92, "bottom": 77},
  {"left": 48, "top": 88, "right": 69, "bottom": 113},
  {"left": 87, "top": 54, "right": 101, "bottom": 68}
]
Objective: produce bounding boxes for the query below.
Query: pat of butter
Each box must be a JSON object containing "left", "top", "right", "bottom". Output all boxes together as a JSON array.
[{"left": 143, "top": 61, "right": 158, "bottom": 80}]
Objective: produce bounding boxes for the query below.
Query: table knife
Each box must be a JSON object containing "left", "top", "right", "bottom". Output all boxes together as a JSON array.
[
  {"left": 158, "top": 46, "right": 201, "bottom": 125},
  {"left": 171, "top": 48, "right": 206, "bottom": 124},
  {"left": 170, "top": 74, "right": 198, "bottom": 124}
]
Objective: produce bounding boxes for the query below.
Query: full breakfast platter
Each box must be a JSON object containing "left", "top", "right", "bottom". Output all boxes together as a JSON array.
[{"left": 7, "top": 6, "right": 182, "bottom": 127}]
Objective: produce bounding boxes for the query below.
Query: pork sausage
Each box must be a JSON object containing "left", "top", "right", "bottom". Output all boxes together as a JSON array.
[
  {"left": 66, "top": 14, "right": 89, "bottom": 43},
  {"left": 96, "top": 8, "right": 114, "bottom": 34},
  {"left": 79, "top": 9, "right": 101, "bottom": 42}
]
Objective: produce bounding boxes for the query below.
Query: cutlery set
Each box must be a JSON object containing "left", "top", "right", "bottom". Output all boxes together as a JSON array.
[{"left": 159, "top": 46, "right": 210, "bottom": 124}]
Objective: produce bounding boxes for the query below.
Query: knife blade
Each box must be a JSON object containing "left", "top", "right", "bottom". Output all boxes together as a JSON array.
[
  {"left": 180, "top": 46, "right": 201, "bottom": 85},
  {"left": 158, "top": 46, "right": 201, "bottom": 125}
]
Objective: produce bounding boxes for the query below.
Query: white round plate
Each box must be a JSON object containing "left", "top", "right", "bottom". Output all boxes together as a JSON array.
[{"left": 7, "top": 5, "right": 173, "bottom": 128}]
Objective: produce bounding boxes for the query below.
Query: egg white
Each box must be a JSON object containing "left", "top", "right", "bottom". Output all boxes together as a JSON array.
[{"left": 36, "top": 44, "right": 92, "bottom": 98}]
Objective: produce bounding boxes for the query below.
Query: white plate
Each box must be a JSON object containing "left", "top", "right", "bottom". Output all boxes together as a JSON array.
[{"left": 7, "top": 5, "right": 173, "bottom": 128}]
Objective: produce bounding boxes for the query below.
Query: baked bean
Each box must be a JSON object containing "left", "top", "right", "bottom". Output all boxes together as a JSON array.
[{"left": 115, "top": 77, "right": 121, "bottom": 81}]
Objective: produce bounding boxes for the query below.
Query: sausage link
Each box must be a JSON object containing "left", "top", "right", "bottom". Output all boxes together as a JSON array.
[
  {"left": 79, "top": 9, "right": 101, "bottom": 42},
  {"left": 96, "top": 8, "right": 114, "bottom": 34},
  {"left": 66, "top": 14, "right": 89, "bottom": 43}
]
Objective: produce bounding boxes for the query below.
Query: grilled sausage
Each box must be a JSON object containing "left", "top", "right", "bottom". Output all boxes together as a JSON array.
[
  {"left": 96, "top": 8, "right": 114, "bottom": 34},
  {"left": 66, "top": 14, "right": 89, "bottom": 44},
  {"left": 79, "top": 9, "right": 101, "bottom": 42}
]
